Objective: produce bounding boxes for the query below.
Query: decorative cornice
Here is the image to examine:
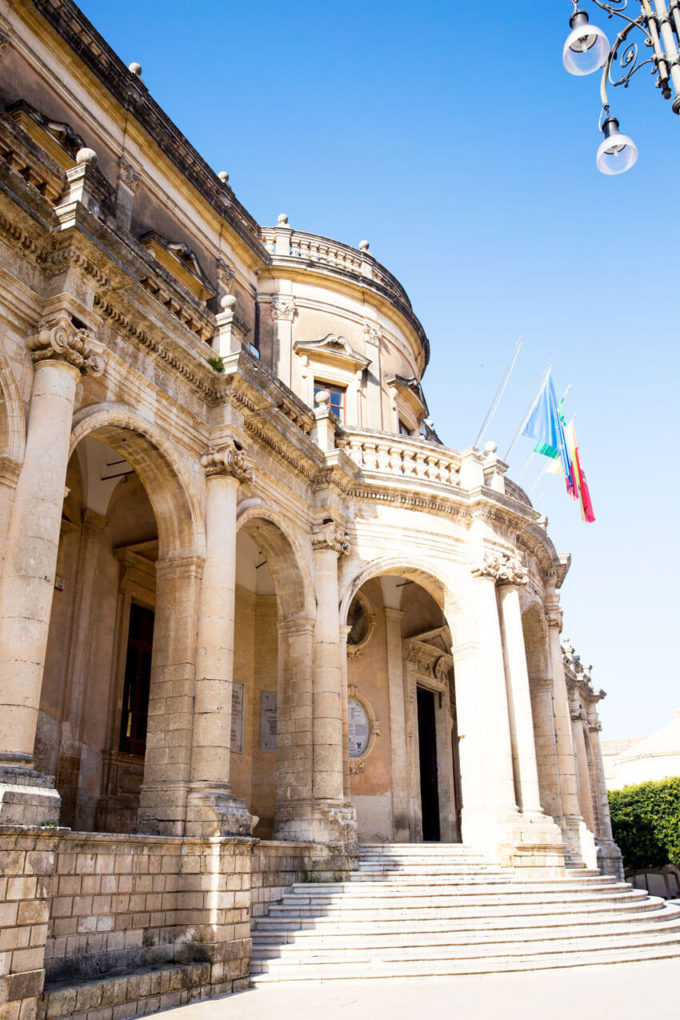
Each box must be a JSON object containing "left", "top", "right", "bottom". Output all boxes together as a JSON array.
[
  {"left": 40, "top": 245, "right": 111, "bottom": 288},
  {"left": 471, "top": 549, "right": 527, "bottom": 586},
  {"left": 312, "top": 519, "right": 350, "bottom": 556},
  {"left": 243, "top": 418, "right": 318, "bottom": 482},
  {"left": 270, "top": 295, "right": 296, "bottom": 322},
  {"left": 28, "top": 315, "right": 104, "bottom": 375},
  {"left": 201, "top": 444, "right": 253, "bottom": 483}
]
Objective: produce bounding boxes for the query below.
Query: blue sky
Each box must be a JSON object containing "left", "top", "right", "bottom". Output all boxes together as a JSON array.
[{"left": 77, "top": 0, "right": 680, "bottom": 738}]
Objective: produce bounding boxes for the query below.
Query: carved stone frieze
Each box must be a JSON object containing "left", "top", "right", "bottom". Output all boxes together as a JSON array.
[
  {"left": 28, "top": 316, "right": 104, "bottom": 376},
  {"left": 271, "top": 296, "right": 296, "bottom": 322},
  {"left": 312, "top": 519, "right": 349, "bottom": 556},
  {"left": 201, "top": 444, "right": 253, "bottom": 484},
  {"left": 40, "top": 245, "right": 111, "bottom": 288},
  {"left": 472, "top": 549, "right": 527, "bottom": 587}
]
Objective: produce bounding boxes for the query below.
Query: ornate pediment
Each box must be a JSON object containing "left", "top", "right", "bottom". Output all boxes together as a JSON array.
[
  {"left": 386, "top": 374, "right": 429, "bottom": 422},
  {"left": 6, "top": 99, "right": 84, "bottom": 170},
  {"left": 294, "top": 334, "right": 370, "bottom": 373},
  {"left": 140, "top": 231, "right": 215, "bottom": 303}
]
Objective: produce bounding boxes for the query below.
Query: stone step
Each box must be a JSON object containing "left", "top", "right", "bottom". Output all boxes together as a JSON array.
[
  {"left": 292, "top": 877, "right": 621, "bottom": 895},
  {"left": 251, "top": 918, "right": 680, "bottom": 963},
  {"left": 249, "top": 940, "right": 680, "bottom": 982},
  {"left": 253, "top": 912, "right": 680, "bottom": 951}
]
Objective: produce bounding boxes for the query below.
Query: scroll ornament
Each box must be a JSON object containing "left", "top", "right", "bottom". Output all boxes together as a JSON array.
[
  {"left": 29, "top": 316, "right": 104, "bottom": 376},
  {"left": 201, "top": 444, "right": 253, "bottom": 484},
  {"left": 472, "top": 549, "right": 527, "bottom": 586}
]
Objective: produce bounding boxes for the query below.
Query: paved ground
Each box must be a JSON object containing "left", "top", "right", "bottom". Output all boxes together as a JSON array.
[{"left": 156, "top": 959, "right": 680, "bottom": 1020}]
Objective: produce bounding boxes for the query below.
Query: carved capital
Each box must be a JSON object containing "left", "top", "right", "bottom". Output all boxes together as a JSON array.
[
  {"left": 118, "top": 156, "right": 141, "bottom": 192},
  {"left": 216, "top": 257, "right": 236, "bottom": 291},
  {"left": 201, "top": 444, "right": 253, "bottom": 484},
  {"left": 545, "top": 608, "right": 563, "bottom": 631},
  {"left": 271, "top": 295, "right": 296, "bottom": 322},
  {"left": 471, "top": 549, "right": 527, "bottom": 587},
  {"left": 435, "top": 655, "right": 453, "bottom": 681},
  {"left": 312, "top": 520, "right": 349, "bottom": 556},
  {"left": 28, "top": 316, "right": 104, "bottom": 376}
]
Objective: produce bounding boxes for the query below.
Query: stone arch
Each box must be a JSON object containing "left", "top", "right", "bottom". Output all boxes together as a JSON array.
[
  {"left": 236, "top": 505, "right": 315, "bottom": 619},
  {"left": 0, "top": 341, "right": 26, "bottom": 464},
  {"left": 70, "top": 403, "right": 205, "bottom": 560}
]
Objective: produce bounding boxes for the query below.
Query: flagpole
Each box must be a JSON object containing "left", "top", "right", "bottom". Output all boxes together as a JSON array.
[
  {"left": 473, "top": 338, "right": 522, "bottom": 449},
  {"left": 503, "top": 360, "right": 551, "bottom": 462}
]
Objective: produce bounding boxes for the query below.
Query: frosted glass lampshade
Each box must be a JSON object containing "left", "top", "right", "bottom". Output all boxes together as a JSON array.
[
  {"left": 563, "top": 12, "right": 610, "bottom": 76},
  {"left": 596, "top": 118, "right": 638, "bottom": 175}
]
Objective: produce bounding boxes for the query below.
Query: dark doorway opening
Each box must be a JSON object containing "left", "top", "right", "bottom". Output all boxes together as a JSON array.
[
  {"left": 417, "top": 686, "right": 440, "bottom": 841},
  {"left": 119, "top": 603, "right": 154, "bottom": 756}
]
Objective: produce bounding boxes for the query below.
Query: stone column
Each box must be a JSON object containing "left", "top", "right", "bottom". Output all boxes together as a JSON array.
[
  {"left": 274, "top": 617, "right": 315, "bottom": 838},
  {"left": 585, "top": 697, "right": 623, "bottom": 876},
  {"left": 570, "top": 698, "right": 596, "bottom": 832},
  {"left": 545, "top": 598, "right": 594, "bottom": 865},
  {"left": 0, "top": 315, "right": 103, "bottom": 824},
  {"left": 384, "top": 608, "right": 409, "bottom": 841},
  {"left": 339, "top": 623, "right": 351, "bottom": 799},
  {"left": 185, "top": 445, "right": 253, "bottom": 837},
  {"left": 138, "top": 555, "right": 203, "bottom": 835},
  {"left": 497, "top": 583, "right": 543, "bottom": 816},
  {"left": 529, "top": 677, "right": 564, "bottom": 822},
  {"left": 451, "top": 561, "right": 518, "bottom": 852}
]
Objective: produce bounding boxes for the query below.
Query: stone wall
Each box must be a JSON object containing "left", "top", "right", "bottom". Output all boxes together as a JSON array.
[{"left": 0, "top": 828, "right": 315, "bottom": 1020}]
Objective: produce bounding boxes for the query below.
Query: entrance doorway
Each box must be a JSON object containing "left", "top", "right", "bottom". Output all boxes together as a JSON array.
[
  {"left": 119, "top": 603, "right": 154, "bottom": 757},
  {"left": 417, "top": 686, "right": 440, "bottom": 841}
]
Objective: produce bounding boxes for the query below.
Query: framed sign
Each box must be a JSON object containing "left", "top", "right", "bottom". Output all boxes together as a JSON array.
[
  {"left": 231, "top": 681, "right": 244, "bottom": 753},
  {"left": 347, "top": 686, "right": 379, "bottom": 773},
  {"left": 260, "top": 690, "right": 277, "bottom": 750}
]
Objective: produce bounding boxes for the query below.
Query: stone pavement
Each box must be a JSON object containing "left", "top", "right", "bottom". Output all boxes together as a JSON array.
[{"left": 156, "top": 959, "right": 679, "bottom": 1020}]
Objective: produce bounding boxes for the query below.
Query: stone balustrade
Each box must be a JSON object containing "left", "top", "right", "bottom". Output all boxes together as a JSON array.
[{"left": 341, "top": 428, "right": 462, "bottom": 489}]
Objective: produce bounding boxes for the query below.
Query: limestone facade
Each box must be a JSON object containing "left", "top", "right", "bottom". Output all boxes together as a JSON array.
[{"left": 0, "top": 1, "right": 621, "bottom": 1016}]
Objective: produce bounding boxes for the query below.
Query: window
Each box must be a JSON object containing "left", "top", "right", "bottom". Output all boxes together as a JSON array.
[
  {"left": 314, "top": 381, "right": 345, "bottom": 422},
  {"left": 399, "top": 419, "right": 412, "bottom": 436}
]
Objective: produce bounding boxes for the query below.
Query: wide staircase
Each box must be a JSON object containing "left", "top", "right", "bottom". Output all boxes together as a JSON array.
[{"left": 250, "top": 843, "right": 680, "bottom": 982}]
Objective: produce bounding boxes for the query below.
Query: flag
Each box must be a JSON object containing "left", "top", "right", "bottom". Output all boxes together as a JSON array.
[
  {"left": 565, "top": 422, "right": 596, "bottom": 523},
  {"left": 522, "top": 373, "right": 574, "bottom": 488}
]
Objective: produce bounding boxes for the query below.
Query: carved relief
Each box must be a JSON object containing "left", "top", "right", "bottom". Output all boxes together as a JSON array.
[
  {"left": 312, "top": 519, "right": 349, "bottom": 556},
  {"left": 346, "top": 591, "right": 376, "bottom": 658},
  {"left": 216, "top": 257, "right": 236, "bottom": 291},
  {"left": 200, "top": 444, "right": 253, "bottom": 484},
  {"left": 118, "top": 156, "right": 141, "bottom": 192},
  {"left": 363, "top": 322, "right": 383, "bottom": 345},
  {"left": 472, "top": 549, "right": 527, "bottom": 586},
  {"left": 28, "top": 315, "right": 104, "bottom": 375},
  {"left": 270, "top": 296, "right": 296, "bottom": 321}
]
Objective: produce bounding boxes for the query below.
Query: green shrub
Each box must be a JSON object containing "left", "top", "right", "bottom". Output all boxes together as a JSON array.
[{"left": 608, "top": 777, "right": 680, "bottom": 871}]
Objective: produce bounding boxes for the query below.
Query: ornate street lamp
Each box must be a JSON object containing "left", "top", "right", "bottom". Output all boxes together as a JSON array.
[{"left": 563, "top": 0, "right": 680, "bottom": 173}]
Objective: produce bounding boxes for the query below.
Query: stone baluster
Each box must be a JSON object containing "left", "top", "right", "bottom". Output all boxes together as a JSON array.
[
  {"left": 0, "top": 314, "right": 103, "bottom": 823},
  {"left": 185, "top": 444, "right": 253, "bottom": 837}
]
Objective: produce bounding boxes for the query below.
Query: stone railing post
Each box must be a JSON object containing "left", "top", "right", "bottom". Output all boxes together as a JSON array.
[
  {"left": 185, "top": 444, "right": 254, "bottom": 837},
  {"left": 0, "top": 314, "right": 103, "bottom": 823}
]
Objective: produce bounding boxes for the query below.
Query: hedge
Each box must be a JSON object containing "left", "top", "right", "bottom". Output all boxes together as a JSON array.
[{"left": 608, "top": 777, "right": 680, "bottom": 871}]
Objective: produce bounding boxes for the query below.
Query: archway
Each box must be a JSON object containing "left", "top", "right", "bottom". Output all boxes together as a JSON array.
[
  {"left": 341, "top": 563, "right": 461, "bottom": 844},
  {"left": 36, "top": 405, "right": 204, "bottom": 833},
  {"left": 233, "top": 509, "right": 314, "bottom": 838}
]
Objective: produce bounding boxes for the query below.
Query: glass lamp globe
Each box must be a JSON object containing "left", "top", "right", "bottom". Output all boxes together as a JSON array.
[
  {"left": 563, "top": 11, "right": 610, "bottom": 76},
  {"left": 596, "top": 117, "right": 638, "bottom": 175}
]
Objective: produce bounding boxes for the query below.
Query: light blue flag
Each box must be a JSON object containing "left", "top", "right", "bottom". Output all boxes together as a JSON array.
[{"left": 522, "top": 373, "right": 573, "bottom": 481}]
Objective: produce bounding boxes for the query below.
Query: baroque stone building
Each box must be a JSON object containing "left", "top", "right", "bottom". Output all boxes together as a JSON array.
[{"left": 0, "top": 0, "right": 634, "bottom": 1016}]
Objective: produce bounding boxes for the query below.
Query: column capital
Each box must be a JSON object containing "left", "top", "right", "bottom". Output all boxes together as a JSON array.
[
  {"left": 118, "top": 156, "right": 141, "bottom": 192},
  {"left": 271, "top": 295, "right": 296, "bottom": 321},
  {"left": 201, "top": 443, "right": 253, "bottom": 483},
  {"left": 312, "top": 519, "right": 349, "bottom": 556},
  {"left": 28, "top": 314, "right": 105, "bottom": 376},
  {"left": 471, "top": 548, "right": 527, "bottom": 587}
]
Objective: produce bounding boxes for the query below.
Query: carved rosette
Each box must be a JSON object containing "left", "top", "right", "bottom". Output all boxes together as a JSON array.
[
  {"left": 312, "top": 520, "right": 349, "bottom": 557},
  {"left": 471, "top": 549, "right": 527, "bottom": 587},
  {"left": 28, "top": 317, "right": 105, "bottom": 376},
  {"left": 201, "top": 445, "right": 253, "bottom": 484},
  {"left": 118, "top": 157, "right": 141, "bottom": 192},
  {"left": 270, "top": 296, "right": 296, "bottom": 322}
]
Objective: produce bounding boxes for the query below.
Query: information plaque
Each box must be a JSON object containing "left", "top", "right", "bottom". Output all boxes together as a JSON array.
[
  {"left": 260, "top": 690, "right": 277, "bottom": 750},
  {"left": 231, "top": 681, "right": 244, "bottom": 753},
  {"left": 348, "top": 698, "right": 370, "bottom": 758}
]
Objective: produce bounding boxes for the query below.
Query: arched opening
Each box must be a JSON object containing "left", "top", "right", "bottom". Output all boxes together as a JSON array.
[
  {"left": 35, "top": 410, "right": 203, "bottom": 833},
  {"left": 343, "top": 567, "right": 461, "bottom": 844},
  {"left": 233, "top": 511, "right": 313, "bottom": 839}
]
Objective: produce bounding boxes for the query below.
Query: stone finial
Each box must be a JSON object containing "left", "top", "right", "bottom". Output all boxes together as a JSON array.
[
  {"left": 76, "top": 147, "right": 98, "bottom": 166},
  {"left": 483, "top": 441, "right": 498, "bottom": 455},
  {"left": 471, "top": 549, "right": 527, "bottom": 587},
  {"left": 312, "top": 519, "right": 350, "bottom": 556},
  {"left": 359, "top": 240, "right": 370, "bottom": 251},
  {"left": 219, "top": 294, "right": 237, "bottom": 312},
  {"left": 128, "top": 62, "right": 143, "bottom": 76},
  {"left": 218, "top": 171, "right": 230, "bottom": 184},
  {"left": 201, "top": 444, "right": 252, "bottom": 484},
  {"left": 314, "top": 387, "right": 331, "bottom": 410},
  {"left": 29, "top": 315, "right": 105, "bottom": 376},
  {"left": 277, "top": 213, "right": 289, "bottom": 226}
]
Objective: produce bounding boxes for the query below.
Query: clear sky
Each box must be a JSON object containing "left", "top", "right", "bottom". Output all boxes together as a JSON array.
[{"left": 77, "top": 0, "right": 680, "bottom": 739}]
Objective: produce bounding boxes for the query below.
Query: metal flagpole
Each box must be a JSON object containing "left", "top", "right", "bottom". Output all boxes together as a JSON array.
[
  {"left": 473, "top": 338, "right": 522, "bottom": 449},
  {"left": 503, "top": 360, "right": 551, "bottom": 463}
]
